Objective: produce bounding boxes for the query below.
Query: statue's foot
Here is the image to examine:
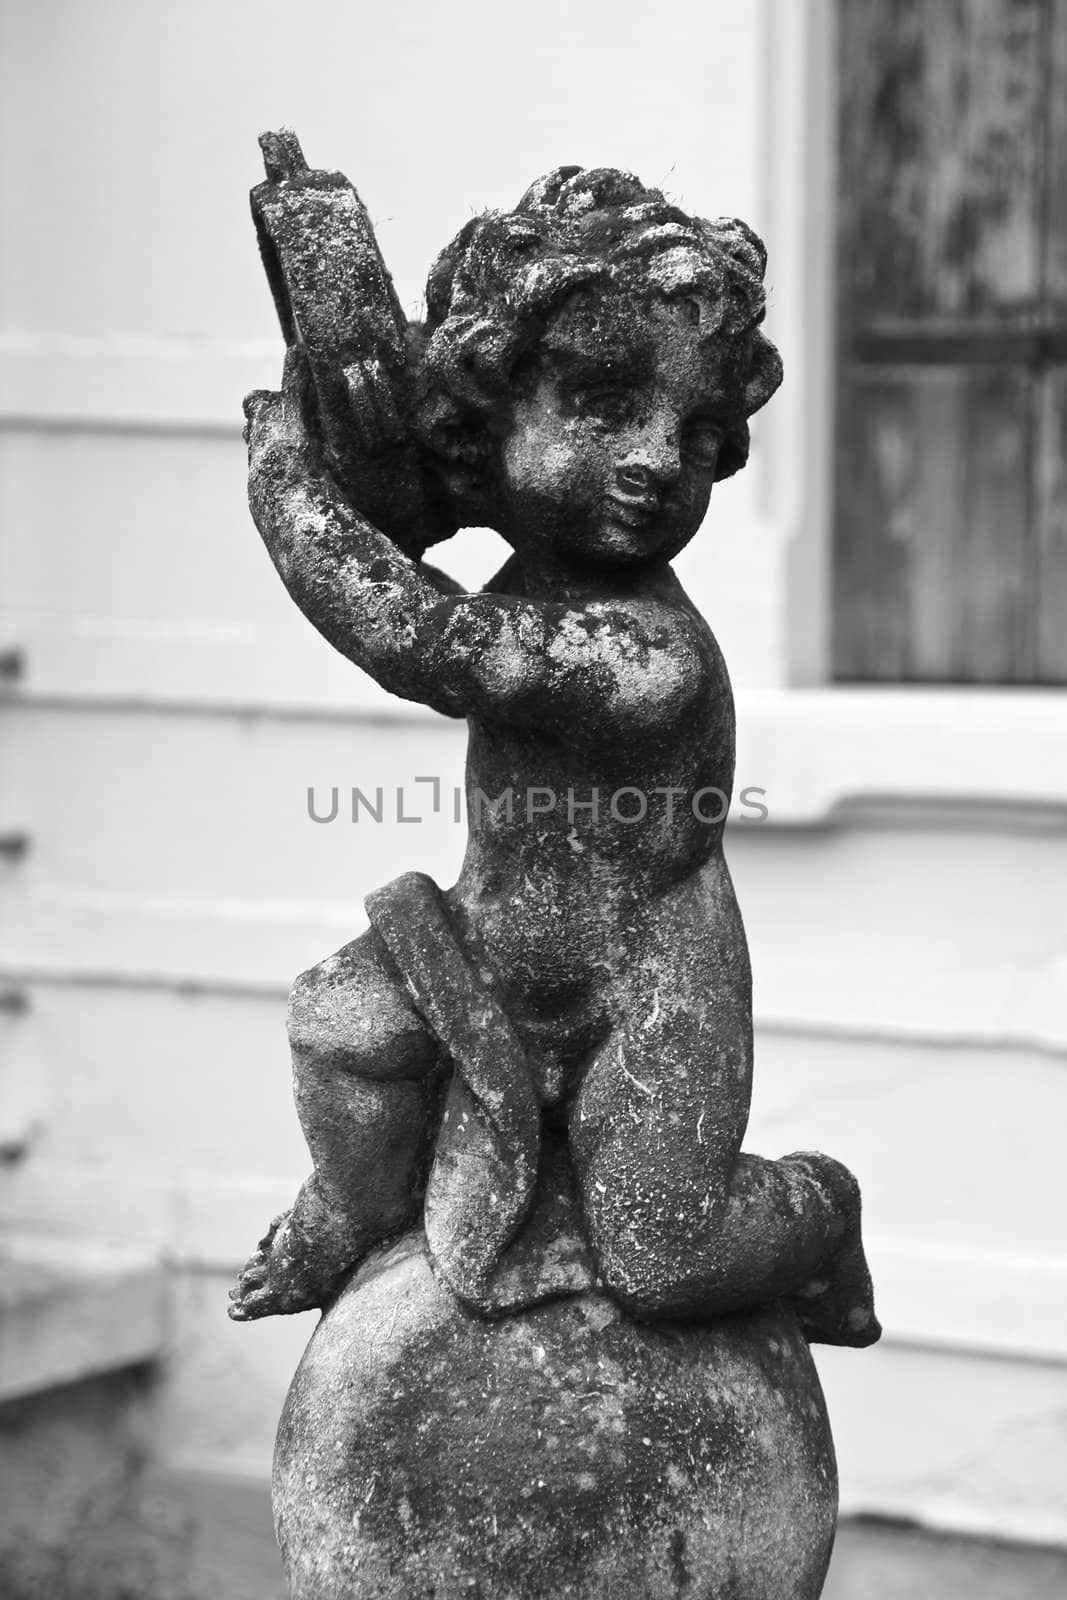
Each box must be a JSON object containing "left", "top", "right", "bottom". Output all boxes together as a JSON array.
[
  {"left": 785, "top": 1152, "right": 882, "bottom": 1349},
  {"left": 228, "top": 1209, "right": 356, "bottom": 1321},
  {"left": 792, "top": 1233, "right": 881, "bottom": 1348}
]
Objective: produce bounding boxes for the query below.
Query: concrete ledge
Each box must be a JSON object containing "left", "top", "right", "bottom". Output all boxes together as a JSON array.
[
  {"left": 0, "top": 1232, "right": 166, "bottom": 1402},
  {"left": 825, "top": 1519, "right": 1067, "bottom": 1600}
]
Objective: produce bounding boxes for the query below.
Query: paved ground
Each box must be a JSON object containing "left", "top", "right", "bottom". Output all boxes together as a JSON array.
[
  {"left": 171, "top": 1475, "right": 1067, "bottom": 1599},
  {"left": 20, "top": 1443, "right": 1065, "bottom": 1600},
  {"left": 824, "top": 1519, "right": 1067, "bottom": 1599}
]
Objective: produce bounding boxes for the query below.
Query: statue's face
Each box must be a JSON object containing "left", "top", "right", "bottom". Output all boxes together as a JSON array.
[{"left": 499, "top": 289, "right": 744, "bottom": 568}]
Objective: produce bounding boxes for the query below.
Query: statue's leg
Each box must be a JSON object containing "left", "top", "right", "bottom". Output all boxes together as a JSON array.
[
  {"left": 569, "top": 917, "right": 879, "bottom": 1346},
  {"left": 229, "top": 928, "right": 444, "bottom": 1320}
]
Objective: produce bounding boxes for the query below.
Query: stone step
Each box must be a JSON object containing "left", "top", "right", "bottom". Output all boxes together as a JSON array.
[
  {"left": 825, "top": 1518, "right": 1067, "bottom": 1600},
  {"left": 0, "top": 1231, "right": 166, "bottom": 1402}
]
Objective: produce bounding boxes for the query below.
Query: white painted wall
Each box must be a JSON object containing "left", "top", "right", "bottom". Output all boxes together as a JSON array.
[
  {"left": 0, "top": 0, "right": 786, "bottom": 692},
  {"left": 1, "top": 0, "right": 1065, "bottom": 1549}
]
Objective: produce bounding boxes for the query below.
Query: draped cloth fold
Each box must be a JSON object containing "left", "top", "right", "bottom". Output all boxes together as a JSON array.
[{"left": 364, "top": 872, "right": 544, "bottom": 1311}]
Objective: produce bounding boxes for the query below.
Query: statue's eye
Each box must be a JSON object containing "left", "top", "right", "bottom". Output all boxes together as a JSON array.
[
  {"left": 576, "top": 384, "right": 631, "bottom": 424},
  {"left": 682, "top": 416, "right": 725, "bottom": 467}
]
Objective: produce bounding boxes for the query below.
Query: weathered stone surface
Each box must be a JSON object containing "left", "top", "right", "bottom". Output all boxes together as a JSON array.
[
  {"left": 250, "top": 130, "right": 454, "bottom": 558},
  {"left": 230, "top": 136, "right": 881, "bottom": 1600},
  {"left": 274, "top": 1233, "right": 838, "bottom": 1600},
  {"left": 230, "top": 147, "right": 879, "bottom": 1348}
]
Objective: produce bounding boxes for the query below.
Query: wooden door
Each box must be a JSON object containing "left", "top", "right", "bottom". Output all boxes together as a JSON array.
[{"left": 834, "top": 0, "right": 1067, "bottom": 683}]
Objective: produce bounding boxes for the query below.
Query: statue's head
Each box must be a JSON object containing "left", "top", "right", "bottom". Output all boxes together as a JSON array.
[{"left": 414, "top": 166, "right": 782, "bottom": 567}]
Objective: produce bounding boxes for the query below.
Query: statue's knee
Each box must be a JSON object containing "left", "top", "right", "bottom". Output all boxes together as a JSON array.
[
  {"left": 581, "top": 1162, "right": 729, "bottom": 1318},
  {"left": 591, "top": 1228, "right": 672, "bottom": 1319},
  {"left": 286, "top": 932, "right": 438, "bottom": 1080},
  {"left": 286, "top": 956, "right": 347, "bottom": 1059},
  {"left": 580, "top": 1181, "right": 664, "bottom": 1315}
]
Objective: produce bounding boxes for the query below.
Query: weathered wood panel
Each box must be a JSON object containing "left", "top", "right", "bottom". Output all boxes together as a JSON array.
[
  {"left": 1043, "top": 0, "right": 1067, "bottom": 317},
  {"left": 1036, "top": 369, "right": 1067, "bottom": 680},
  {"left": 837, "top": 0, "right": 1048, "bottom": 325},
  {"left": 950, "top": 367, "right": 1036, "bottom": 679},
  {"left": 835, "top": 366, "right": 1035, "bottom": 681},
  {"left": 833, "top": 373, "right": 914, "bottom": 679},
  {"left": 835, "top": 0, "right": 1067, "bottom": 683}
]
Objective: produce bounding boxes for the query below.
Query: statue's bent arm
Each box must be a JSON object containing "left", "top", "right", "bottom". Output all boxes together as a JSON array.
[{"left": 247, "top": 387, "right": 680, "bottom": 730}]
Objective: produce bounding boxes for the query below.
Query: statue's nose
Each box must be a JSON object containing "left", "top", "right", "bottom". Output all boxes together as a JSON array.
[
  {"left": 617, "top": 421, "right": 681, "bottom": 495},
  {"left": 616, "top": 463, "right": 658, "bottom": 497}
]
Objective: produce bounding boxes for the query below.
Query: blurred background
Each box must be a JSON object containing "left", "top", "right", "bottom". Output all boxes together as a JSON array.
[{"left": 1, "top": 1, "right": 1065, "bottom": 1596}]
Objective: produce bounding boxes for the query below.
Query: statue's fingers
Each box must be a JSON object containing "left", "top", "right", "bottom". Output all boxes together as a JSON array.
[
  {"left": 239, "top": 382, "right": 278, "bottom": 444},
  {"left": 245, "top": 393, "right": 312, "bottom": 494},
  {"left": 243, "top": 388, "right": 275, "bottom": 423},
  {"left": 242, "top": 388, "right": 284, "bottom": 456}
]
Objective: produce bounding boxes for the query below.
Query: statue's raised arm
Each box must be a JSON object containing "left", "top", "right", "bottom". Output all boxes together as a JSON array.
[{"left": 245, "top": 137, "right": 786, "bottom": 728}]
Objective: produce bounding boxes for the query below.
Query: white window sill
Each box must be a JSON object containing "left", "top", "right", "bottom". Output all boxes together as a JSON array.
[{"left": 732, "top": 687, "right": 1067, "bottom": 828}]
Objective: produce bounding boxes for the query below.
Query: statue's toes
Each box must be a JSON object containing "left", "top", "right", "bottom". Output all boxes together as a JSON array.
[
  {"left": 232, "top": 1254, "right": 270, "bottom": 1293},
  {"left": 227, "top": 1290, "right": 265, "bottom": 1321},
  {"left": 255, "top": 1212, "right": 289, "bottom": 1251},
  {"left": 228, "top": 1275, "right": 283, "bottom": 1319}
]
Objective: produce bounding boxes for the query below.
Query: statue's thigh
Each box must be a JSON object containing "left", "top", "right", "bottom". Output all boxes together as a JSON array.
[
  {"left": 287, "top": 927, "right": 442, "bottom": 1082},
  {"left": 570, "top": 940, "right": 752, "bottom": 1194}
]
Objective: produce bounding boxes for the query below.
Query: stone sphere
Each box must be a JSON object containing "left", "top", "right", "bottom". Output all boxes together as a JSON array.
[{"left": 274, "top": 1233, "right": 837, "bottom": 1600}]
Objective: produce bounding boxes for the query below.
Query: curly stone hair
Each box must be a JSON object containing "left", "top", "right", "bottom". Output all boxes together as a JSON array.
[{"left": 412, "top": 165, "right": 782, "bottom": 525}]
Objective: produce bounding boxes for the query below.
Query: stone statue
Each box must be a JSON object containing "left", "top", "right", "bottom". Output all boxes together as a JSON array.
[{"left": 229, "top": 132, "right": 880, "bottom": 1600}]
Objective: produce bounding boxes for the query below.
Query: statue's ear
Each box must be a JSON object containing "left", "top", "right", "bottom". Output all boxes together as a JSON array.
[
  {"left": 714, "top": 332, "right": 783, "bottom": 484},
  {"left": 415, "top": 400, "right": 502, "bottom": 530}
]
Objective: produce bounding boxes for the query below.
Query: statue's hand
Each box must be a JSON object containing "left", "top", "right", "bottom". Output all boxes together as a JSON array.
[
  {"left": 244, "top": 352, "right": 465, "bottom": 618},
  {"left": 244, "top": 346, "right": 323, "bottom": 490},
  {"left": 245, "top": 343, "right": 452, "bottom": 564},
  {"left": 243, "top": 347, "right": 352, "bottom": 586}
]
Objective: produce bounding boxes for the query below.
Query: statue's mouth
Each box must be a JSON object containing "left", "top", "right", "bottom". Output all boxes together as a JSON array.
[{"left": 604, "top": 493, "right": 658, "bottom": 529}]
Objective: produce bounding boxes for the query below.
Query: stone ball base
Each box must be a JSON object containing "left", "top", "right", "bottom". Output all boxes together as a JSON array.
[{"left": 273, "top": 1232, "right": 838, "bottom": 1600}]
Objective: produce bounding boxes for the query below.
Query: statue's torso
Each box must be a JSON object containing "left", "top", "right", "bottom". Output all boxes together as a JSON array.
[{"left": 449, "top": 582, "right": 747, "bottom": 1106}]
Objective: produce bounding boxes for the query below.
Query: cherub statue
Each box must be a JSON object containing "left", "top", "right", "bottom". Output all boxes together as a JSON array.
[{"left": 229, "top": 141, "right": 879, "bottom": 1357}]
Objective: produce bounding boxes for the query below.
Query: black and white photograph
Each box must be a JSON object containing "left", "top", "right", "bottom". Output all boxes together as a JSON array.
[{"left": 1, "top": 3, "right": 1065, "bottom": 1596}]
